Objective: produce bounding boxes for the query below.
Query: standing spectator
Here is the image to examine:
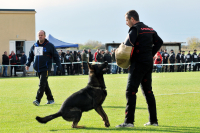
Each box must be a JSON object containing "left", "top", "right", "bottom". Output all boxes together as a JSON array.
[
  {"left": 93, "top": 49, "right": 100, "bottom": 62},
  {"left": 20, "top": 51, "right": 27, "bottom": 77},
  {"left": 76, "top": 51, "right": 82, "bottom": 74},
  {"left": 9, "top": 51, "right": 18, "bottom": 76},
  {"left": 26, "top": 30, "right": 61, "bottom": 106},
  {"left": 169, "top": 49, "right": 175, "bottom": 72},
  {"left": 59, "top": 51, "right": 65, "bottom": 75},
  {"left": 192, "top": 49, "right": 198, "bottom": 71},
  {"left": 176, "top": 50, "right": 181, "bottom": 72},
  {"left": 61, "top": 50, "right": 65, "bottom": 58},
  {"left": 73, "top": 51, "right": 78, "bottom": 75},
  {"left": 65, "top": 50, "right": 73, "bottom": 75},
  {"left": 96, "top": 50, "right": 104, "bottom": 62},
  {"left": 2, "top": 51, "right": 9, "bottom": 77},
  {"left": 197, "top": 53, "right": 200, "bottom": 71},
  {"left": 111, "top": 48, "right": 117, "bottom": 74},
  {"left": 186, "top": 51, "right": 192, "bottom": 72},
  {"left": 181, "top": 51, "right": 186, "bottom": 72},
  {"left": 162, "top": 49, "right": 169, "bottom": 72},
  {"left": 58, "top": 51, "right": 64, "bottom": 75},
  {"left": 103, "top": 50, "right": 112, "bottom": 74},
  {"left": 82, "top": 49, "right": 88, "bottom": 75},
  {"left": 88, "top": 49, "right": 93, "bottom": 62},
  {"left": 154, "top": 52, "right": 162, "bottom": 73}
]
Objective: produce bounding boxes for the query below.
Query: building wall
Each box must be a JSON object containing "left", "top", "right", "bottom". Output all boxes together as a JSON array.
[{"left": 0, "top": 11, "right": 36, "bottom": 64}]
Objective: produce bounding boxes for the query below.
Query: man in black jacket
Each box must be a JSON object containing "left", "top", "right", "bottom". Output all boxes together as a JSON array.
[
  {"left": 169, "top": 49, "right": 175, "bottom": 72},
  {"left": 116, "top": 10, "right": 163, "bottom": 128},
  {"left": 186, "top": 51, "right": 192, "bottom": 72},
  {"left": 162, "top": 49, "right": 169, "bottom": 72},
  {"left": 176, "top": 50, "right": 181, "bottom": 72},
  {"left": 2, "top": 51, "right": 9, "bottom": 77},
  {"left": 26, "top": 30, "right": 61, "bottom": 106},
  {"left": 103, "top": 50, "right": 112, "bottom": 74},
  {"left": 192, "top": 49, "right": 198, "bottom": 71},
  {"left": 181, "top": 51, "right": 186, "bottom": 72},
  {"left": 88, "top": 49, "right": 93, "bottom": 62}
]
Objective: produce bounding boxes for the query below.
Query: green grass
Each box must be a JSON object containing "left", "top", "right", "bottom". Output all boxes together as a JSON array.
[{"left": 0, "top": 72, "right": 200, "bottom": 133}]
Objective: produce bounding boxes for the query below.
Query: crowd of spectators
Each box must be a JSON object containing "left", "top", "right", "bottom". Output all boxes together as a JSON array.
[
  {"left": 1, "top": 48, "right": 200, "bottom": 77},
  {"left": 54, "top": 48, "right": 126, "bottom": 76},
  {"left": 153, "top": 49, "right": 200, "bottom": 72}
]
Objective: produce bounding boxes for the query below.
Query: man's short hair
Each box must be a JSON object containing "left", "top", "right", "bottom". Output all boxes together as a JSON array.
[
  {"left": 125, "top": 10, "right": 139, "bottom": 21},
  {"left": 38, "top": 30, "right": 46, "bottom": 36}
]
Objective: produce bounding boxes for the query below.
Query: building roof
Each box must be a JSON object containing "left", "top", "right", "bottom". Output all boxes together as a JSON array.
[{"left": 0, "top": 9, "right": 35, "bottom": 11}]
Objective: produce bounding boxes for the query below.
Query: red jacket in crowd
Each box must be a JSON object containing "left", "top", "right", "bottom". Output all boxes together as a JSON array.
[
  {"left": 9, "top": 53, "right": 18, "bottom": 65},
  {"left": 154, "top": 52, "right": 162, "bottom": 64}
]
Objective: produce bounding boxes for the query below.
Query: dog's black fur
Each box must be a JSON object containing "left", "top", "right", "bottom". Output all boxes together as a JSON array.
[{"left": 36, "top": 62, "right": 110, "bottom": 128}]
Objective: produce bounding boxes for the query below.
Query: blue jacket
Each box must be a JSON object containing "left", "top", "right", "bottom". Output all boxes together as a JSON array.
[
  {"left": 20, "top": 54, "right": 27, "bottom": 65},
  {"left": 26, "top": 39, "right": 61, "bottom": 72}
]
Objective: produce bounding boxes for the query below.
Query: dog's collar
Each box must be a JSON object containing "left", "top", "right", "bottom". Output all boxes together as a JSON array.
[{"left": 88, "top": 85, "right": 106, "bottom": 90}]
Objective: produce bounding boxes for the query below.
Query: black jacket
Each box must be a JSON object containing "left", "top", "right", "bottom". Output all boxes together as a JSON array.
[
  {"left": 186, "top": 53, "right": 192, "bottom": 62},
  {"left": 20, "top": 54, "right": 27, "bottom": 65},
  {"left": 169, "top": 52, "right": 175, "bottom": 63},
  {"left": 181, "top": 54, "right": 186, "bottom": 63},
  {"left": 76, "top": 53, "right": 82, "bottom": 62},
  {"left": 2, "top": 54, "right": 9, "bottom": 65},
  {"left": 162, "top": 52, "right": 169, "bottom": 63},
  {"left": 103, "top": 53, "right": 111, "bottom": 63},
  {"left": 192, "top": 53, "right": 198, "bottom": 62},
  {"left": 26, "top": 39, "right": 61, "bottom": 72},
  {"left": 88, "top": 52, "right": 93, "bottom": 62},
  {"left": 125, "top": 22, "right": 163, "bottom": 64},
  {"left": 96, "top": 53, "right": 104, "bottom": 62},
  {"left": 176, "top": 53, "right": 181, "bottom": 63}
]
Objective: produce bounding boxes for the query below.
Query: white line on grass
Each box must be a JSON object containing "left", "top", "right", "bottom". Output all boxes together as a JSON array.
[{"left": 155, "top": 92, "right": 200, "bottom": 96}]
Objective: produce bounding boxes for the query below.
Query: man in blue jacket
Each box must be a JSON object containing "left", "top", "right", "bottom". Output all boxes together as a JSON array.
[
  {"left": 26, "top": 30, "right": 61, "bottom": 106},
  {"left": 20, "top": 51, "right": 27, "bottom": 77}
]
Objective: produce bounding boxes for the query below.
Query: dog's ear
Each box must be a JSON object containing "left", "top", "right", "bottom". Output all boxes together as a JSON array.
[{"left": 87, "top": 62, "right": 93, "bottom": 70}]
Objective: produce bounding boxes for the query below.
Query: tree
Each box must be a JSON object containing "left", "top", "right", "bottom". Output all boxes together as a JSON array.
[
  {"left": 187, "top": 37, "right": 200, "bottom": 50},
  {"left": 78, "top": 40, "right": 105, "bottom": 50}
]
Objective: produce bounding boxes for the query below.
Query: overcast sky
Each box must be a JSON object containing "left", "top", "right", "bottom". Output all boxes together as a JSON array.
[{"left": 1, "top": 0, "right": 200, "bottom": 45}]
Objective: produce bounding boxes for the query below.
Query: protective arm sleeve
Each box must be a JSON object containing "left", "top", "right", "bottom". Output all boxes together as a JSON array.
[
  {"left": 152, "top": 32, "right": 163, "bottom": 56},
  {"left": 26, "top": 45, "right": 34, "bottom": 67}
]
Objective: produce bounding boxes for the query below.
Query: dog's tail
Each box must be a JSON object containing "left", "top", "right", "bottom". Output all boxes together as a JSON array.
[{"left": 36, "top": 112, "right": 62, "bottom": 124}]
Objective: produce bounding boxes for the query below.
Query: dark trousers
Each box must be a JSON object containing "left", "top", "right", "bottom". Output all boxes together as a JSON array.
[
  {"left": 123, "top": 68, "right": 128, "bottom": 73},
  {"left": 177, "top": 62, "right": 181, "bottom": 72},
  {"left": 193, "top": 63, "right": 197, "bottom": 71},
  {"left": 22, "top": 66, "right": 26, "bottom": 76},
  {"left": 197, "top": 63, "right": 200, "bottom": 71},
  {"left": 170, "top": 64, "right": 174, "bottom": 72},
  {"left": 181, "top": 64, "right": 187, "bottom": 72},
  {"left": 61, "top": 64, "right": 65, "bottom": 75},
  {"left": 11, "top": 66, "right": 17, "bottom": 76},
  {"left": 66, "top": 64, "right": 73, "bottom": 75},
  {"left": 124, "top": 62, "right": 157, "bottom": 124},
  {"left": 163, "top": 62, "right": 168, "bottom": 72},
  {"left": 36, "top": 70, "right": 54, "bottom": 103},
  {"left": 83, "top": 63, "right": 88, "bottom": 75}
]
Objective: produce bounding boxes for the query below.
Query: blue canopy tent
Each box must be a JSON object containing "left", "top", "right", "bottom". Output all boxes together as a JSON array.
[{"left": 46, "top": 34, "right": 79, "bottom": 48}]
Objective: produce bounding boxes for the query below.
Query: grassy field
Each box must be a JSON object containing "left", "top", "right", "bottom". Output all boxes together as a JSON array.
[{"left": 0, "top": 72, "right": 200, "bottom": 133}]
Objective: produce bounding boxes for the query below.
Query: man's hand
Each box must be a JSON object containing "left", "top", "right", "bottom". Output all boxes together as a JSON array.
[{"left": 26, "top": 66, "right": 29, "bottom": 71}]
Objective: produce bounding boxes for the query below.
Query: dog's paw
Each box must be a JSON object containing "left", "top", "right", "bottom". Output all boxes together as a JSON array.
[{"left": 104, "top": 121, "right": 110, "bottom": 127}]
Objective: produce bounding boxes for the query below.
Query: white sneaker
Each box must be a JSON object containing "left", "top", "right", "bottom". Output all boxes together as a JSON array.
[
  {"left": 144, "top": 122, "right": 158, "bottom": 126},
  {"left": 116, "top": 123, "right": 134, "bottom": 128}
]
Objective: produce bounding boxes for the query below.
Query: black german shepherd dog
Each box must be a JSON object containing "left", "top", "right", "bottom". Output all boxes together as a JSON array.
[{"left": 36, "top": 62, "right": 110, "bottom": 128}]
